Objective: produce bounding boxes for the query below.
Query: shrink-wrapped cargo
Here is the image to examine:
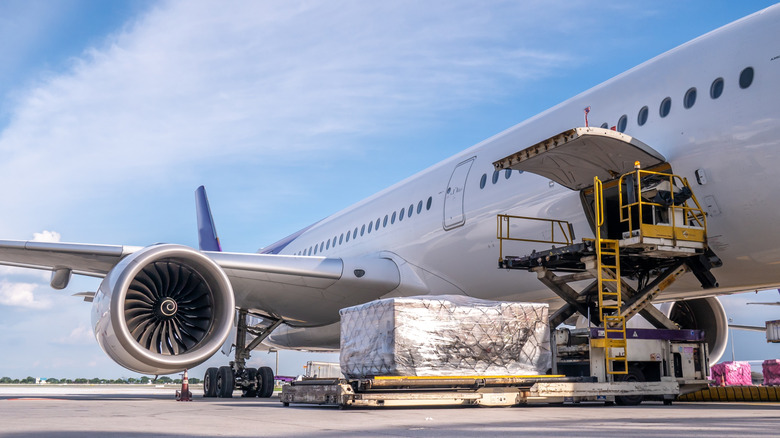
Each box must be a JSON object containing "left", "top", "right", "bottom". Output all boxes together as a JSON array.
[
  {"left": 339, "top": 295, "right": 550, "bottom": 378},
  {"left": 710, "top": 361, "right": 752, "bottom": 386},
  {"left": 762, "top": 359, "right": 780, "bottom": 386}
]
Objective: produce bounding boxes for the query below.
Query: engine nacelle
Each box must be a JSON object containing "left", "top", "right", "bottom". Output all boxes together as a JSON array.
[
  {"left": 659, "top": 296, "right": 729, "bottom": 364},
  {"left": 92, "top": 244, "right": 235, "bottom": 375}
]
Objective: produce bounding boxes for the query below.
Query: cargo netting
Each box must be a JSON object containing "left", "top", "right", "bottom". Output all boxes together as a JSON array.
[{"left": 339, "top": 295, "right": 550, "bottom": 378}]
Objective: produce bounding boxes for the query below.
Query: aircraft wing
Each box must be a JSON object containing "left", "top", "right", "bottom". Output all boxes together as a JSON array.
[
  {"left": 0, "top": 239, "right": 400, "bottom": 324},
  {"left": 0, "top": 240, "right": 141, "bottom": 278}
]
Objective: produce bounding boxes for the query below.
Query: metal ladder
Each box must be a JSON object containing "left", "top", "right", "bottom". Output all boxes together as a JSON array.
[{"left": 594, "top": 177, "right": 628, "bottom": 376}]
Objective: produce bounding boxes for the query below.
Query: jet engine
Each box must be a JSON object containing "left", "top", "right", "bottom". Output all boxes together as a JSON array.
[
  {"left": 92, "top": 244, "right": 235, "bottom": 375},
  {"left": 659, "top": 296, "right": 729, "bottom": 364}
]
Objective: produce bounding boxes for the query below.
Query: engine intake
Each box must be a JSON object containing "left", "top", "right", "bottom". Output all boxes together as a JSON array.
[
  {"left": 92, "top": 244, "right": 235, "bottom": 375},
  {"left": 660, "top": 296, "right": 728, "bottom": 364}
]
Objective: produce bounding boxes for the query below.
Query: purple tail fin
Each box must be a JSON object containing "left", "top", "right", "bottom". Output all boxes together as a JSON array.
[{"left": 195, "top": 186, "right": 222, "bottom": 252}]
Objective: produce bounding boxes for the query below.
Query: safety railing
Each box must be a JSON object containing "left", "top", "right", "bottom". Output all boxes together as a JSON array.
[
  {"left": 497, "top": 214, "right": 575, "bottom": 262},
  {"left": 618, "top": 170, "right": 707, "bottom": 243}
]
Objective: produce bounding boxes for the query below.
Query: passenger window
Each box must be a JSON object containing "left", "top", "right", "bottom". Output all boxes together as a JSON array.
[
  {"left": 480, "top": 174, "right": 487, "bottom": 189},
  {"left": 739, "top": 67, "right": 754, "bottom": 89},
  {"left": 353, "top": 228, "right": 358, "bottom": 239},
  {"left": 326, "top": 240, "right": 330, "bottom": 250},
  {"left": 659, "top": 97, "right": 672, "bottom": 118},
  {"left": 308, "top": 247, "right": 312, "bottom": 256},
  {"left": 426, "top": 196, "right": 432, "bottom": 210},
  {"left": 383, "top": 215, "right": 388, "bottom": 227},
  {"left": 339, "top": 234, "right": 344, "bottom": 244},
  {"left": 391, "top": 212, "right": 396, "bottom": 224},
  {"left": 408, "top": 204, "right": 413, "bottom": 218},
  {"left": 617, "top": 115, "right": 627, "bottom": 132},
  {"left": 399, "top": 207, "right": 405, "bottom": 221},
  {"left": 376, "top": 218, "right": 381, "bottom": 230},
  {"left": 360, "top": 224, "right": 365, "bottom": 236},
  {"left": 346, "top": 231, "right": 350, "bottom": 242},
  {"left": 368, "top": 222, "right": 372, "bottom": 233},
  {"left": 710, "top": 77, "right": 724, "bottom": 99},
  {"left": 637, "top": 106, "right": 648, "bottom": 126},
  {"left": 491, "top": 170, "right": 499, "bottom": 184},
  {"left": 417, "top": 201, "right": 423, "bottom": 214},
  {"left": 684, "top": 87, "right": 697, "bottom": 109}
]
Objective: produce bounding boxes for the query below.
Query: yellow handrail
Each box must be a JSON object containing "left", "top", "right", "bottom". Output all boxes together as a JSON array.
[
  {"left": 496, "top": 214, "right": 574, "bottom": 262},
  {"left": 618, "top": 169, "right": 707, "bottom": 242}
]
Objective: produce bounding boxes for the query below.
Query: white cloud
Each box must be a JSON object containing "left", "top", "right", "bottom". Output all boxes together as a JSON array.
[
  {"left": 0, "top": 281, "right": 51, "bottom": 308},
  {"left": 0, "top": 0, "right": 575, "bottom": 235},
  {"left": 32, "top": 230, "right": 61, "bottom": 242}
]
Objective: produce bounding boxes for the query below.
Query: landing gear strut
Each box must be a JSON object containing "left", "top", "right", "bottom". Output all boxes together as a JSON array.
[{"left": 203, "top": 309, "right": 282, "bottom": 398}]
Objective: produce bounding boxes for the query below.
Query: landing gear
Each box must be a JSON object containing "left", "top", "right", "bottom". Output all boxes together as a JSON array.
[
  {"left": 203, "top": 367, "right": 218, "bottom": 397},
  {"left": 216, "top": 365, "right": 234, "bottom": 398},
  {"left": 202, "top": 310, "right": 282, "bottom": 399},
  {"left": 258, "top": 366, "right": 275, "bottom": 398},
  {"left": 241, "top": 368, "right": 258, "bottom": 397}
]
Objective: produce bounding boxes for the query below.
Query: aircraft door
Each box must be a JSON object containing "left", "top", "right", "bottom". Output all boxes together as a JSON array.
[{"left": 443, "top": 157, "right": 475, "bottom": 230}]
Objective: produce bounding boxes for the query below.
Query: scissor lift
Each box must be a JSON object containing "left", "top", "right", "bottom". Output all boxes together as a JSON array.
[{"left": 494, "top": 127, "right": 721, "bottom": 384}]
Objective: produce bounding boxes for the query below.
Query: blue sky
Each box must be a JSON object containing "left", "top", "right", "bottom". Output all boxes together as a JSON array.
[{"left": 0, "top": 0, "right": 778, "bottom": 379}]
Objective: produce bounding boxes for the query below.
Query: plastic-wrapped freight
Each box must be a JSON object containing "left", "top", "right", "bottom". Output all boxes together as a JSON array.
[
  {"left": 710, "top": 361, "right": 752, "bottom": 386},
  {"left": 339, "top": 295, "right": 550, "bottom": 378},
  {"left": 763, "top": 359, "right": 780, "bottom": 386}
]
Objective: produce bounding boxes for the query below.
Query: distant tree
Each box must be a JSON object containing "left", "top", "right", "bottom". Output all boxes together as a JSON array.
[
  {"left": 157, "top": 376, "right": 173, "bottom": 384},
  {"left": 127, "top": 378, "right": 137, "bottom": 384},
  {"left": 74, "top": 378, "right": 88, "bottom": 384},
  {"left": 20, "top": 376, "right": 35, "bottom": 384},
  {"left": 189, "top": 378, "right": 201, "bottom": 384},
  {"left": 12, "top": 379, "right": 20, "bottom": 384},
  {"left": 0, "top": 377, "right": 11, "bottom": 383},
  {"left": 47, "top": 378, "right": 60, "bottom": 384},
  {"left": 139, "top": 376, "right": 150, "bottom": 384},
  {"left": 173, "top": 379, "right": 182, "bottom": 384}
]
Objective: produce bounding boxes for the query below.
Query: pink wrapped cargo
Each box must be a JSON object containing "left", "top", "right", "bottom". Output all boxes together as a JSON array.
[
  {"left": 710, "top": 361, "right": 752, "bottom": 386},
  {"left": 763, "top": 359, "right": 780, "bottom": 386}
]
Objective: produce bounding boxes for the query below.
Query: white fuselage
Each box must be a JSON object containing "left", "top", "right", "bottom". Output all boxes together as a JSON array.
[{"left": 260, "top": 5, "right": 780, "bottom": 348}]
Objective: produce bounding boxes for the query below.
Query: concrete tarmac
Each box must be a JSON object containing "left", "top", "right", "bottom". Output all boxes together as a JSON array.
[{"left": 1, "top": 385, "right": 778, "bottom": 437}]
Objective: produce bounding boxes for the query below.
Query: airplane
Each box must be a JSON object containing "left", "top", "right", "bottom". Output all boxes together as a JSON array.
[{"left": 2, "top": 3, "right": 780, "bottom": 398}]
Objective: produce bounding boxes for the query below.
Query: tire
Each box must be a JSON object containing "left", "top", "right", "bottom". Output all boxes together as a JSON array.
[
  {"left": 615, "top": 366, "right": 645, "bottom": 406},
  {"left": 242, "top": 368, "right": 258, "bottom": 398},
  {"left": 258, "top": 366, "right": 275, "bottom": 398},
  {"left": 203, "top": 367, "right": 218, "bottom": 398},
  {"left": 216, "top": 365, "right": 234, "bottom": 398}
]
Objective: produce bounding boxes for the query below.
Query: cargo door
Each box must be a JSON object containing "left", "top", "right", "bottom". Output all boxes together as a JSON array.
[
  {"left": 493, "top": 127, "right": 668, "bottom": 238},
  {"left": 443, "top": 157, "right": 475, "bottom": 230},
  {"left": 493, "top": 127, "right": 666, "bottom": 191}
]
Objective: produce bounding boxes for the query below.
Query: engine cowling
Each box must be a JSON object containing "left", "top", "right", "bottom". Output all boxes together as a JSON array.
[
  {"left": 92, "top": 244, "right": 235, "bottom": 375},
  {"left": 659, "top": 296, "right": 729, "bottom": 364}
]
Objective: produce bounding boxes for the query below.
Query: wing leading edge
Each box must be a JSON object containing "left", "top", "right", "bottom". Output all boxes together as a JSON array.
[{"left": 0, "top": 239, "right": 400, "bottom": 325}]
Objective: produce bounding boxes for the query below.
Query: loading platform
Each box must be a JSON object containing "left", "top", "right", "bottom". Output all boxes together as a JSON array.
[{"left": 494, "top": 127, "right": 722, "bottom": 381}]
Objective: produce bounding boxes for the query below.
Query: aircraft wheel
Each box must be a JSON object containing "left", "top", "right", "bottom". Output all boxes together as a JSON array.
[
  {"left": 203, "top": 367, "right": 218, "bottom": 397},
  {"left": 242, "top": 368, "right": 258, "bottom": 397},
  {"left": 615, "top": 366, "right": 645, "bottom": 406},
  {"left": 258, "top": 366, "right": 275, "bottom": 398},
  {"left": 216, "top": 365, "right": 234, "bottom": 398}
]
